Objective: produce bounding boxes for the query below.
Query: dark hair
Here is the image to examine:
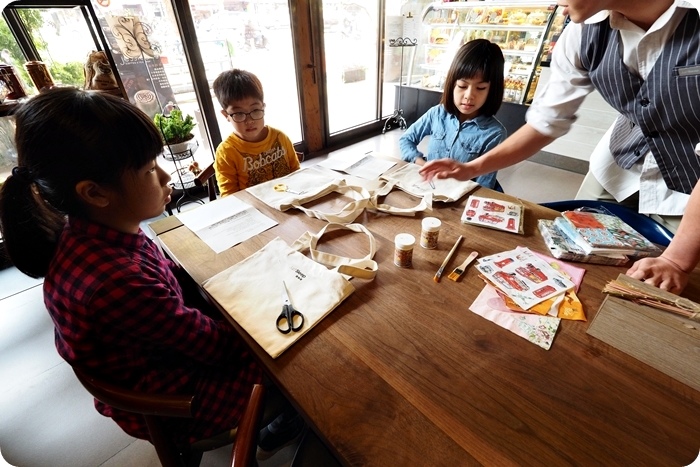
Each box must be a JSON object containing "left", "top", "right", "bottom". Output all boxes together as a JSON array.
[
  {"left": 212, "top": 69, "right": 264, "bottom": 109},
  {"left": 441, "top": 39, "right": 505, "bottom": 117},
  {"left": 0, "top": 87, "right": 164, "bottom": 278}
]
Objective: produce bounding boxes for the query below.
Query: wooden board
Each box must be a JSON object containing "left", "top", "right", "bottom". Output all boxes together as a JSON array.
[{"left": 588, "top": 294, "right": 700, "bottom": 392}]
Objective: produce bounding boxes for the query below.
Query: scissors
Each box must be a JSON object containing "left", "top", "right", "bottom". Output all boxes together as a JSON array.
[
  {"left": 276, "top": 281, "right": 305, "bottom": 334},
  {"left": 274, "top": 183, "right": 305, "bottom": 195}
]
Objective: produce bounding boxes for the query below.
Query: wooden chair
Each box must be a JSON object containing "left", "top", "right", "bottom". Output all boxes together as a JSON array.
[
  {"left": 194, "top": 162, "right": 218, "bottom": 202},
  {"left": 193, "top": 151, "right": 305, "bottom": 203},
  {"left": 73, "top": 367, "right": 265, "bottom": 467}
]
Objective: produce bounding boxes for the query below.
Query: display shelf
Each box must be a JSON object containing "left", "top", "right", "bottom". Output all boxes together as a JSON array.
[
  {"left": 382, "top": 36, "right": 417, "bottom": 133},
  {"left": 170, "top": 167, "right": 196, "bottom": 190},
  {"left": 408, "top": 1, "right": 563, "bottom": 105},
  {"left": 162, "top": 139, "right": 199, "bottom": 162},
  {"left": 160, "top": 139, "right": 204, "bottom": 212}
]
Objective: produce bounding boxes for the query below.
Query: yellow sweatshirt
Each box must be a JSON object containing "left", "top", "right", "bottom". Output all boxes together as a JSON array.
[{"left": 214, "top": 126, "right": 300, "bottom": 196}]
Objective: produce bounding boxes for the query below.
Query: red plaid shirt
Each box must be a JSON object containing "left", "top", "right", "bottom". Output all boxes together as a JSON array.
[{"left": 44, "top": 217, "right": 262, "bottom": 444}]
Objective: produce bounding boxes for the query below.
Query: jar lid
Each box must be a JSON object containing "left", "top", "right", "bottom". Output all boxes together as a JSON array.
[
  {"left": 422, "top": 217, "right": 441, "bottom": 231},
  {"left": 395, "top": 233, "right": 415, "bottom": 249}
]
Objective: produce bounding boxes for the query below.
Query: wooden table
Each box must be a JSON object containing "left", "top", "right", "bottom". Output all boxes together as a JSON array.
[{"left": 151, "top": 185, "right": 700, "bottom": 466}]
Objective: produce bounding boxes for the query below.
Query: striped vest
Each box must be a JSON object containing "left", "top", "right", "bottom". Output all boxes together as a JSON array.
[{"left": 580, "top": 10, "right": 700, "bottom": 194}]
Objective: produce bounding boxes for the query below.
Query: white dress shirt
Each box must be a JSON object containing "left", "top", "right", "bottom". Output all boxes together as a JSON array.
[{"left": 526, "top": 1, "right": 697, "bottom": 215}]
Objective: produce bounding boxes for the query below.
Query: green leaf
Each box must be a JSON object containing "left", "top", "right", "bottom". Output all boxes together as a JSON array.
[{"left": 153, "top": 109, "right": 196, "bottom": 144}]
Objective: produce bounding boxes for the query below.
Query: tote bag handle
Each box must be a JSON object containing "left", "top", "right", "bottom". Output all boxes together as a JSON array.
[{"left": 291, "top": 222, "right": 378, "bottom": 280}]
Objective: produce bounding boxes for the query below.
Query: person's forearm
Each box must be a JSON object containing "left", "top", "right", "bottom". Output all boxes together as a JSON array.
[
  {"left": 658, "top": 182, "right": 700, "bottom": 273},
  {"left": 469, "top": 124, "right": 555, "bottom": 176}
]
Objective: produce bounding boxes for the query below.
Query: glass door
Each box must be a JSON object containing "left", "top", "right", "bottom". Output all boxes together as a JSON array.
[{"left": 321, "top": 0, "right": 381, "bottom": 136}]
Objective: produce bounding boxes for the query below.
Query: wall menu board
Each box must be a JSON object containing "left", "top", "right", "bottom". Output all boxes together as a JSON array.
[
  {"left": 98, "top": 15, "right": 178, "bottom": 119},
  {"left": 115, "top": 55, "right": 178, "bottom": 119},
  {"left": 407, "top": 1, "right": 566, "bottom": 105}
]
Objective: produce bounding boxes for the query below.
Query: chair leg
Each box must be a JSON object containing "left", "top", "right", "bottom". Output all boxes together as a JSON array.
[
  {"left": 145, "top": 415, "right": 189, "bottom": 467},
  {"left": 184, "top": 450, "right": 204, "bottom": 467},
  {"left": 207, "top": 180, "right": 217, "bottom": 202}
]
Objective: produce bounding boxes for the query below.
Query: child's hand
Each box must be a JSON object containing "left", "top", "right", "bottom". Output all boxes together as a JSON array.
[{"left": 626, "top": 256, "right": 690, "bottom": 294}]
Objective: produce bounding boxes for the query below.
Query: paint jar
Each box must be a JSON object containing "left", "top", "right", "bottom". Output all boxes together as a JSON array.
[
  {"left": 420, "top": 217, "right": 441, "bottom": 249},
  {"left": 394, "top": 233, "right": 415, "bottom": 268}
]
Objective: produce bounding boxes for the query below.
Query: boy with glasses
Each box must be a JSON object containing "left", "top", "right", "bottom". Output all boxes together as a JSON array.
[{"left": 213, "top": 69, "right": 300, "bottom": 196}]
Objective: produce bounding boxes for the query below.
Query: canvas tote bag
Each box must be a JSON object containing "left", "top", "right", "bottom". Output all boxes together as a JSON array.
[
  {"left": 247, "top": 166, "right": 432, "bottom": 223},
  {"left": 202, "top": 223, "right": 377, "bottom": 358},
  {"left": 380, "top": 162, "right": 480, "bottom": 202}
]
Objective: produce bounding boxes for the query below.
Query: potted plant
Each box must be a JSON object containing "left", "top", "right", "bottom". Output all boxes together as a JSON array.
[{"left": 153, "top": 109, "right": 196, "bottom": 154}]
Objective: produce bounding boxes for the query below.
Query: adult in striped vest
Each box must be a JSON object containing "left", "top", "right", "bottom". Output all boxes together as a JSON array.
[{"left": 419, "top": 0, "right": 700, "bottom": 293}]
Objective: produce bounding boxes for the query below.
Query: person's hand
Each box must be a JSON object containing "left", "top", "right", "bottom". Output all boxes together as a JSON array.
[
  {"left": 414, "top": 156, "right": 426, "bottom": 166},
  {"left": 626, "top": 256, "right": 690, "bottom": 294},
  {"left": 419, "top": 158, "right": 472, "bottom": 182}
]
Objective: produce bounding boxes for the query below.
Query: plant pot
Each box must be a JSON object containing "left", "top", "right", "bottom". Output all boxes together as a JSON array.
[
  {"left": 165, "top": 140, "right": 191, "bottom": 155},
  {"left": 162, "top": 138, "right": 196, "bottom": 162}
]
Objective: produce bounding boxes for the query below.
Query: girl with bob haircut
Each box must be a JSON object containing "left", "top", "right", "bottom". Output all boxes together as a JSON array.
[
  {"left": 399, "top": 39, "right": 506, "bottom": 189},
  {"left": 0, "top": 87, "right": 266, "bottom": 446}
]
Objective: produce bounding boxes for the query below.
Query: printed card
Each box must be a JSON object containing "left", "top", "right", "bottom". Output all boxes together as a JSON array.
[
  {"left": 461, "top": 195, "right": 524, "bottom": 234},
  {"left": 476, "top": 247, "right": 574, "bottom": 310}
]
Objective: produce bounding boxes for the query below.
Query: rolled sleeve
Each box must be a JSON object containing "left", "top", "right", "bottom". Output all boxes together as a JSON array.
[{"left": 526, "top": 21, "right": 595, "bottom": 138}]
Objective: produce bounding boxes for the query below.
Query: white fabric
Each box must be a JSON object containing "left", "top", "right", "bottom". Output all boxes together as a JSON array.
[
  {"left": 526, "top": 2, "right": 696, "bottom": 215},
  {"left": 247, "top": 165, "right": 432, "bottom": 224},
  {"left": 379, "top": 163, "right": 480, "bottom": 202},
  {"left": 202, "top": 236, "right": 357, "bottom": 358},
  {"left": 245, "top": 166, "right": 342, "bottom": 212},
  {"left": 587, "top": 123, "right": 642, "bottom": 202}
]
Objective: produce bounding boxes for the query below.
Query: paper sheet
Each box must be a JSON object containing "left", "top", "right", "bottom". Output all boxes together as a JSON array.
[
  {"left": 318, "top": 154, "right": 396, "bottom": 180},
  {"left": 177, "top": 195, "right": 277, "bottom": 253},
  {"left": 470, "top": 285, "right": 561, "bottom": 350}
]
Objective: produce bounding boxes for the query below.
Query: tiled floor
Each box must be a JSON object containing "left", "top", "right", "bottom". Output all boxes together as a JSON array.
[{"left": 0, "top": 131, "right": 584, "bottom": 467}]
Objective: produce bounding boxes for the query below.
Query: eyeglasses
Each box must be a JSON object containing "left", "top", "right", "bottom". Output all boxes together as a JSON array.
[{"left": 227, "top": 109, "right": 265, "bottom": 123}]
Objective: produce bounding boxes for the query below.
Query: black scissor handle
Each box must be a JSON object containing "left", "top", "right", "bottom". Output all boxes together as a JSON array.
[{"left": 276, "top": 305, "right": 304, "bottom": 334}]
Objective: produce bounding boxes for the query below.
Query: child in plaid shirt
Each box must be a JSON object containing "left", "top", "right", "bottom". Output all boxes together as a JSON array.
[{"left": 0, "top": 88, "right": 301, "bottom": 452}]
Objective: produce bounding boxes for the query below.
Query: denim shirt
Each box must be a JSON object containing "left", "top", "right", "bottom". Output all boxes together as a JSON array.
[{"left": 399, "top": 104, "right": 506, "bottom": 189}]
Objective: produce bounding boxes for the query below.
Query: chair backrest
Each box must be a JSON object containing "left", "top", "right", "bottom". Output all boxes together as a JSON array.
[
  {"left": 540, "top": 199, "right": 674, "bottom": 247},
  {"left": 73, "top": 367, "right": 194, "bottom": 466},
  {"left": 194, "top": 162, "right": 218, "bottom": 202},
  {"left": 74, "top": 367, "right": 265, "bottom": 467},
  {"left": 230, "top": 384, "right": 265, "bottom": 467}
]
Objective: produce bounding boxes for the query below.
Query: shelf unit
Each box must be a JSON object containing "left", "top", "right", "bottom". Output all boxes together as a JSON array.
[
  {"left": 407, "top": 1, "right": 565, "bottom": 105},
  {"left": 161, "top": 139, "right": 204, "bottom": 212}
]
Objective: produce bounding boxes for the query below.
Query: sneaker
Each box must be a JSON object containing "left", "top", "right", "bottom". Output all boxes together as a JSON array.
[{"left": 256, "top": 413, "right": 305, "bottom": 460}]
